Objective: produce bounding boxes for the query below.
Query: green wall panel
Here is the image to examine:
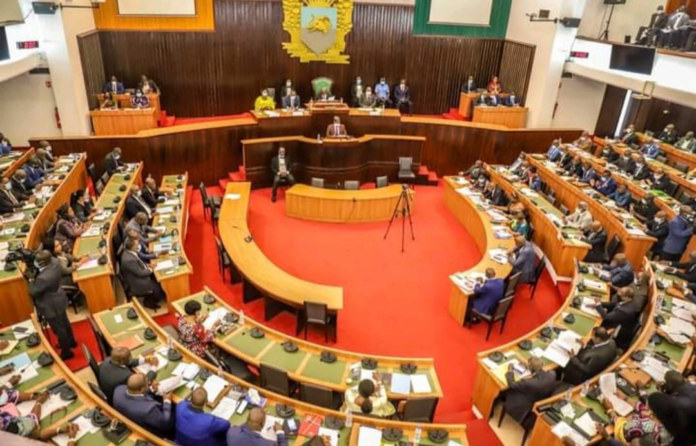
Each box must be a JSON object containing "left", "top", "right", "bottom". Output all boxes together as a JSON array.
[{"left": 413, "top": 0, "right": 512, "bottom": 38}]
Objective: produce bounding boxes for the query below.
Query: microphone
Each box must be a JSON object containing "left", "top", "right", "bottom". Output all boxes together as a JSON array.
[{"left": 230, "top": 224, "right": 253, "bottom": 243}]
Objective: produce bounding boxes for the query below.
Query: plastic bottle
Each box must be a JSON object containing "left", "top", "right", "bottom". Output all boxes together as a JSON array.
[
  {"left": 564, "top": 388, "right": 572, "bottom": 403},
  {"left": 239, "top": 310, "right": 245, "bottom": 325},
  {"left": 581, "top": 381, "right": 589, "bottom": 397},
  {"left": 345, "top": 409, "right": 353, "bottom": 428},
  {"left": 217, "top": 364, "right": 223, "bottom": 377},
  {"left": 414, "top": 425, "right": 422, "bottom": 443}
]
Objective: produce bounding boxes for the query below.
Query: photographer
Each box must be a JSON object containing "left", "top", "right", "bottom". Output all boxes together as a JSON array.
[{"left": 27, "top": 250, "right": 76, "bottom": 360}]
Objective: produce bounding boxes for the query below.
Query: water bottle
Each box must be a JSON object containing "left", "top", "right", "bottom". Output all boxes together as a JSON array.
[
  {"left": 656, "top": 295, "right": 664, "bottom": 310},
  {"left": 414, "top": 425, "right": 422, "bottom": 443},
  {"left": 581, "top": 381, "right": 589, "bottom": 397},
  {"left": 167, "top": 335, "right": 173, "bottom": 350},
  {"left": 345, "top": 409, "right": 352, "bottom": 428},
  {"left": 217, "top": 364, "right": 223, "bottom": 377},
  {"left": 317, "top": 133, "right": 321, "bottom": 142},
  {"left": 239, "top": 310, "right": 245, "bottom": 325},
  {"left": 564, "top": 388, "right": 572, "bottom": 403}
]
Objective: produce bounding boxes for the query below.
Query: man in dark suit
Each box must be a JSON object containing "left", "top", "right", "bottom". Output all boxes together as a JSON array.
[
  {"left": 469, "top": 268, "right": 505, "bottom": 322},
  {"left": 614, "top": 149, "right": 636, "bottom": 173},
  {"left": 647, "top": 167, "right": 672, "bottom": 193},
  {"left": 657, "top": 6, "right": 691, "bottom": 48},
  {"left": 141, "top": 177, "right": 163, "bottom": 209},
  {"left": 582, "top": 221, "right": 607, "bottom": 263},
  {"left": 620, "top": 125, "right": 639, "bottom": 146},
  {"left": 578, "top": 162, "right": 597, "bottom": 183},
  {"left": 28, "top": 251, "right": 76, "bottom": 360},
  {"left": 226, "top": 407, "right": 288, "bottom": 446},
  {"left": 631, "top": 272, "right": 650, "bottom": 312},
  {"left": 270, "top": 146, "right": 295, "bottom": 203},
  {"left": 599, "top": 144, "right": 619, "bottom": 163},
  {"left": 656, "top": 124, "right": 678, "bottom": 144},
  {"left": 104, "top": 147, "right": 124, "bottom": 176},
  {"left": 646, "top": 211, "right": 669, "bottom": 255},
  {"left": 463, "top": 160, "right": 484, "bottom": 180},
  {"left": 394, "top": 79, "right": 412, "bottom": 115},
  {"left": 126, "top": 185, "right": 154, "bottom": 220},
  {"left": 475, "top": 92, "right": 488, "bottom": 106},
  {"left": 631, "top": 155, "right": 651, "bottom": 180},
  {"left": 505, "top": 92, "right": 520, "bottom": 107},
  {"left": 675, "top": 131, "right": 696, "bottom": 153},
  {"left": 667, "top": 250, "right": 696, "bottom": 282},
  {"left": 663, "top": 206, "right": 694, "bottom": 261},
  {"left": 648, "top": 370, "right": 696, "bottom": 446},
  {"left": 23, "top": 158, "right": 45, "bottom": 189},
  {"left": 326, "top": 116, "right": 347, "bottom": 138},
  {"left": 125, "top": 212, "right": 162, "bottom": 244},
  {"left": 484, "top": 183, "right": 506, "bottom": 207},
  {"left": 175, "top": 388, "right": 230, "bottom": 446},
  {"left": 508, "top": 235, "right": 536, "bottom": 283},
  {"left": 593, "top": 287, "right": 640, "bottom": 350},
  {"left": 99, "top": 346, "right": 158, "bottom": 404},
  {"left": 503, "top": 357, "right": 556, "bottom": 426},
  {"left": 563, "top": 327, "right": 617, "bottom": 386},
  {"left": 631, "top": 194, "right": 659, "bottom": 223},
  {"left": 0, "top": 176, "right": 30, "bottom": 213},
  {"left": 114, "top": 373, "right": 173, "bottom": 438},
  {"left": 9, "top": 170, "right": 33, "bottom": 200},
  {"left": 487, "top": 93, "right": 501, "bottom": 107},
  {"left": 593, "top": 171, "right": 617, "bottom": 196},
  {"left": 103, "top": 75, "right": 125, "bottom": 94},
  {"left": 597, "top": 253, "right": 635, "bottom": 287},
  {"left": 636, "top": 5, "right": 667, "bottom": 45},
  {"left": 462, "top": 75, "right": 476, "bottom": 93},
  {"left": 281, "top": 89, "right": 301, "bottom": 110},
  {"left": 120, "top": 238, "right": 165, "bottom": 309}
]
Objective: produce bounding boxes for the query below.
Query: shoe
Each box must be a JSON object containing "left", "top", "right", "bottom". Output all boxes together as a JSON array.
[
  {"left": 271, "top": 196, "right": 277, "bottom": 203},
  {"left": 60, "top": 351, "right": 75, "bottom": 360}
]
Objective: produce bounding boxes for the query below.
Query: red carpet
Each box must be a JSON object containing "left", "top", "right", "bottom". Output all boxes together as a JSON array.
[{"left": 186, "top": 183, "right": 563, "bottom": 422}]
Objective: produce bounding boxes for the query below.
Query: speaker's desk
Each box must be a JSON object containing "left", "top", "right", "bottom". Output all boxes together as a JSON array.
[
  {"left": 458, "top": 92, "right": 479, "bottom": 119},
  {"left": 90, "top": 108, "right": 158, "bottom": 135},
  {"left": 473, "top": 106, "right": 527, "bottom": 129},
  {"left": 96, "top": 92, "right": 161, "bottom": 116},
  {"left": 286, "top": 184, "right": 412, "bottom": 223}
]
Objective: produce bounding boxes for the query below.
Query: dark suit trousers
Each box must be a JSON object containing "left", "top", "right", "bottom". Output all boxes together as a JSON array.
[
  {"left": 272, "top": 173, "right": 295, "bottom": 198},
  {"left": 47, "top": 311, "right": 75, "bottom": 353},
  {"left": 397, "top": 100, "right": 412, "bottom": 115}
]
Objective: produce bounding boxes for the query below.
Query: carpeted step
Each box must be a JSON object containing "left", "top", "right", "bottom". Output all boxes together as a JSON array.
[
  {"left": 418, "top": 165, "right": 429, "bottom": 176},
  {"left": 228, "top": 171, "right": 245, "bottom": 182},
  {"left": 435, "top": 409, "right": 477, "bottom": 424},
  {"left": 219, "top": 178, "right": 230, "bottom": 190},
  {"left": 427, "top": 171, "right": 439, "bottom": 186},
  {"left": 442, "top": 113, "right": 458, "bottom": 120},
  {"left": 163, "top": 116, "right": 176, "bottom": 127}
]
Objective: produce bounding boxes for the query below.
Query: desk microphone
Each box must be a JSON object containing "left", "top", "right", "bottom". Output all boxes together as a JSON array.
[{"left": 230, "top": 224, "right": 253, "bottom": 243}]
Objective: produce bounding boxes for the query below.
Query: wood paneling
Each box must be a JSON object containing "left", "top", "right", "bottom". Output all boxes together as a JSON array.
[
  {"left": 595, "top": 84, "right": 627, "bottom": 137},
  {"left": 77, "top": 31, "right": 105, "bottom": 111},
  {"left": 641, "top": 97, "right": 696, "bottom": 135},
  {"left": 90, "top": 1, "right": 534, "bottom": 117},
  {"left": 92, "top": 0, "right": 215, "bottom": 31},
  {"left": 499, "top": 41, "right": 535, "bottom": 101}
]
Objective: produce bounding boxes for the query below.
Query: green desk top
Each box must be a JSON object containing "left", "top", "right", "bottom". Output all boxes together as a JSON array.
[
  {"left": 97, "top": 307, "right": 144, "bottom": 337},
  {"left": 152, "top": 174, "right": 190, "bottom": 277},
  {"left": 226, "top": 330, "right": 273, "bottom": 358},
  {"left": 259, "top": 343, "right": 307, "bottom": 373},
  {"left": 301, "top": 355, "right": 347, "bottom": 385},
  {"left": 559, "top": 311, "right": 596, "bottom": 337},
  {"left": 16, "top": 351, "right": 58, "bottom": 392}
]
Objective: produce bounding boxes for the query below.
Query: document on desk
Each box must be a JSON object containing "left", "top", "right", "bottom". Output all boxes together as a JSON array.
[
  {"left": 156, "top": 376, "right": 186, "bottom": 395},
  {"left": 203, "top": 308, "right": 229, "bottom": 331},
  {"left": 136, "top": 353, "right": 169, "bottom": 375},
  {"left": 77, "top": 258, "right": 100, "bottom": 271},
  {"left": 580, "top": 298, "right": 600, "bottom": 317},
  {"left": 18, "top": 393, "right": 72, "bottom": 419},
  {"left": 211, "top": 396, "right": 238, "bottom": 420},
  {"left": 51, "top": 415, "right": 99, "bottom": 446},
  {"left": 672, "top": 298, "right": 696, "bottom": 315},
  {"left": 542, "top": 341, "right": 571, "bottom": 367},
  {"left": 82, "top": 225, "right": 102, "bottom": 237},
  {"left": 0, "top": 340, "right": 18, "bottom": 355},
  {"left": 410, "top": 374, "right": 432, "bottom": 394},
  {"left": 203, "top": 375, "right": 228, "bottom": 404},
  {"left": 357, "top": 426, "right": 382, "bottom": 446},
  {"left": 0, "top": 362, "right": 38, "bottom": 387},
  {"left": 575, "top": 412, "right": 598, "bottom": 437},
  {"left": 640, "top": 357, "right": 671, "bottom": 383},
  {"left": 583, "top": 279, "right": 606, "bottom": 293},
  {"left": 155, "top": 260, "right": 175, "bottom": 272},
  {"left": 390, "top": 373, "right": 411, "bottom": 395},
  {"left": 666, "top": 316, "right": 695, "bottom": 337},
  {"left": 157, "top": 206, "right": 174, "bottom": 214},
  {"left": 671, "top": 307, "right": 694, "bottom": 322},
  {"left": 0, "top": 353, "right": 32, "bottom": 372},
  {"left": 551, "top": 422, "right": 588, "bottom": 446},
  {"left": 260, "top": 415, "right": 284, "bottom": 442},
  {"left": 3, "top": 213, "right": 25, "bottom": 224}
]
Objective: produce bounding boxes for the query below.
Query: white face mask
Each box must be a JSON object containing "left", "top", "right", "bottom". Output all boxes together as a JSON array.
[
  {"left": 356, "top": 80, "right": 361, "bottom": 85},
  {"left": 136, "top": 93, "right": 142, "bottom": 97},
  {"left": 4, "top": 183, "right": 11, "bottom": 191},
  {"left": 655, "top": 218, "right": 664, "bottom": 224},
  {"left": 113, "top": 154, "right": 120, "bottom": 160},
  {"left": 136, "top": 191, "right": 142, "bottom": 197},
  {"left": 286, "top": 82, "right": 291, "bottom": 87}
]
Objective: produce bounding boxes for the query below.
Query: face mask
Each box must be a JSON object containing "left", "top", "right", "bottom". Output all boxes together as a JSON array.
[
  {"left": 286, "top": 82, "right": 291, "bottom": 87},
  {"left": 136, "top": 191, "right": 142, "bottom": 197},
  {"left": 113, "top": 154, "right": 120, "bottom": 160},
  {"left": 400, "top": 84, "right": 405, "bottom": 88},
  {"left": 1, "top": 141, "right": 7, "bottom": 147},
  {"left": 4, "top": 183, "right": 11, "bottom": 191},
  {"left": 136, "top": 93, "right": 142, "bottom": 97},
  {"left": 46, "top": 146, "right": 52, "bottom": 153},
  {"left": 34, "top": 260, "right": 42, "bottom": 270},
  {"left": 356, "top": 80, "right": 361, "bottom": 85},
  {"left": 655, "top": 218, "right": 664, "bottom": 224},
  {"left": 380, "top": 81, "right": 385, "bottom": 85}
]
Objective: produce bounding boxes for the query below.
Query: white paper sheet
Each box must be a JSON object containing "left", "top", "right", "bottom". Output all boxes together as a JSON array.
[
  {"left": 51, "top": 415, "right": 98, "bottom": 446},
  {"left": 542, "top": 342, "right": 571, "bottom": 367},
  {"left": 202, "top": 375, "right": 228, "bottom": 404},
  {"left": 357, "top": 426, "right": 382, "bottom": 446},
  {"left": 82, "top": 226, "right": 102, "bottom": 237},
  {"left": 157, "top": 206, "right": 174, "bottom": 214},
  {"left": 155, "top": 260, "right": 175, "bottom": 272},
  {"left": 135, "top": 353, "right": 168, "bottom": 375},
  {"left": 575, "top": 412, "right": 598, "bottom": 437},
  {"left": 410, "top": 374, "right": 432, "bottom": 393},
  {"left": 551, "top": 421, "right": 588, "bottom": 446},
  {"left": 211, "top": 396, "right": 238, "bottom": 420},
  {"left": 390, "top": 373, "right": 411, "bottom": 395},
  {"left": 17, "top": 393, "right": 72, "bottom": 419},
  {"left": 225, "top": 194, "right": 241, "bottom": 200},
  {"left": 77, "top": 258, "right": 100, "bottom": 271},
  {"left": 318, "top": 427, "right": 339, "bottom": 446},
  {"left": 11, "top": 321, "right": 36, "bottom": 340},
  {"left": 203, "top": 308, "right": 229, "bottom": 331},
  {"left": 156, "top": 375, "right": 185, "bottom": 395}
]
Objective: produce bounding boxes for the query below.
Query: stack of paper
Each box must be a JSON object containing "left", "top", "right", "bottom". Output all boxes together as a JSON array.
[
  {"left": 259, "top": 414, "right": 284, "bottom": 442},
  {"left": 51, "top": 415, "right": 99, "bottom": 446},
  {"left": 203, "top": 375, "right": 229, "bottom": 404},
  {"left": 583, "top": 279, "right": 606, "bottom": 292},
  {"left": 82, "top": 225, "right": 102, "bottom": 238},
  {"left": 390, "top": 373, "right": 411, "bottom": 394},
  {"left": 317, "top": 427, "right": 339, "bottom": 446},
  {"left": 665, "top": 316, "right": 695, "bottom": 337},
  {"left": 672, "top": 299, "right": 696, "bottom": 315},
  {"left": 551, "top": 422, "right": 588, "bottom": 446},
  {"left": 203, "top": 308, "right": 230, "bottom": 331},
  {"left": 155, "top": 260, "right": 175, "bottom": 272},
  {"left": 3, "top": 213, "right": 25, "bottom": 224},
  {"left": 410, "top": 374, "right": 432, "bottom": 393},
  {"left": 77, "top": 258, "right": 100, "bottom": 271},
  {"left": 542, "top": 341, "right": 572, "bottom": 367},
  {"left": 172, "top": 362, "right": 200, "bottom": 380},
  {"left": 579, "top": 297, "right": 600, "bottom": 316},
  {"left": 489, "top": 249, "right": 508, "bottom": 265},
  {"left": 671, "top": 307, "right": 693, "bottom": 322},
  {"left": 357, "top": 426, "right": 382, "bottom": 446},
  {"left": 211, "top": 396, "right": 239, "bottom": 420},
  {"left": 640, "top": 357, "right": 671, "bottom": 382},
  {"left": 156, "top": 376, "right": 186, "bottom": 395},
  {"left": 575, "top": 412, "right": 598, "bottom": 437},
  {"left": 136, "top": 353, "right": 169, "bottom": 375},
  {"left": 486, "top": 210, "right": 507, "bottom": 223}
]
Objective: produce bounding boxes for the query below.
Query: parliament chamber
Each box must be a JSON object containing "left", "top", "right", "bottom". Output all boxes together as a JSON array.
[{"left": 4, "top": 0, "right": 696, "bottom": 445}]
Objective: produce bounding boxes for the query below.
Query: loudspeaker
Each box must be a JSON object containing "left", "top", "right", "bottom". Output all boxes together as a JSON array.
[
  {"left": 32, "top": 2, "right": 58, "bottom": 14},
  {"left": 624, "top": 35, "right": 631, "bottom": 44},
  {"left": 604, "top": 0, "right": 627, "bottom": 4},
  {"left": 561, "top": 17, "right": 581, "bottom": 28}
]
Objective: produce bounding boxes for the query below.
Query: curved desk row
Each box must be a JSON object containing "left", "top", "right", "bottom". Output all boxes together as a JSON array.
[
  {"left": 170, "top": 288, "right": 443, "bottom": 401},
  {"left": 472, "top": 265, "right": 612, "bottom": 421},
  {"left": 486, "top": 166, "right": 591, "bottom": 280},
  {"left": 527, "top": 154, "right": 656, "bottom": 268},
  {"left": 72, "top": 162, "right": 143, "bottom": 314},
  {"left": 528, "top": 262, "right": 692, "bottom": 445},
  {"left": 149, "top": 173, "right": 193, "bottom": 305},
  {"left": 242, "top": 134, "right": 426, "bottom": 188},
  {"left": 93, "top": 301, "right": 469, "bottom": 445},
  {"left": 0, "top": 149, "right": 34, "bottom": 178},
  {"left": 286, "top": 183, "right": 413, "bottom": 223},
  {"left": 443, "top": 176, "right": 514, "bottom": 325},
  {"left": 0, "top": 316, "right": 160, "bottom": 445},
  {"left": 0, "top": 154, "right": 87, "bottom": 326},
  {"left": 220, "top": 182, "right": 343, "bottom": 328}
]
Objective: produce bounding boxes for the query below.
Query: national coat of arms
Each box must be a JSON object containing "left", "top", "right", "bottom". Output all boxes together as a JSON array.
[{"left": 282, "top": 0, "right": 354, "bottom": 64}]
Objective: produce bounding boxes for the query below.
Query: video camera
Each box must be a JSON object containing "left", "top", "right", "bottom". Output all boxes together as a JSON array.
[{"left": 4, "top": 247, "right": 38, "bottom": 276}]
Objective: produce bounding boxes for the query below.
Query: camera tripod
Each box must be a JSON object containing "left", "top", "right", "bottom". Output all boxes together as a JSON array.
[{"left": 383, "top": 184, "right": 415, "bottom": 253}]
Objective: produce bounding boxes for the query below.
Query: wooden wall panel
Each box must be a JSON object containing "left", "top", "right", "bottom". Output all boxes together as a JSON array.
[
  {"left": 641, "top": 98, "right": 696, "bottom": 135},
  {"left": 93, "top": 0, "right": 534, "bottom": 117},
  {"left": 499, "top": 41, "right": 536, "bottom": 100},
  {"left": 77, "top": 31, "right": 105, "bottom": 111},
  {"left": 595, "top": 85, "right": 627, "bottom": 137},
  {"left": 93, "top": 0, "right": 214, "bottom": 31}
]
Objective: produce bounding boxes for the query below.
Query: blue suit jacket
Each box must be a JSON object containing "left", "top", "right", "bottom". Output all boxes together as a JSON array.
[
  {"left": 580, "top": 168, "right": 596, "bottom": 183},
  {"left": 473, "top": 278, "right": 505, "bottom": 315},
  {"left": 103, "top": 81, "right": 125, "bottom": 94},
  {"left": 24, "top": 165, "right": 44, "bottom": 188},
  {"left": 505, "top": 95, "right": 519, "bottom": 106},
  {"left": 664, "top": 215, "right": 694, "bottom": 255},
  {"left": 611, "top": 190, "right": 632, "bottom": 209},
  {"left": 511, "top": 243, "right": 536, "bottom": 283},
  {"left": 602, "top": 263, "right": 635, "bottom": 287},
  {"left": 0, "top": 140, "right": 11, "bottom": 154},
  {"left": 226, "top": 424, "right": 288, "bottom": 446},
  {"left": 547, "top": 146, "right": 562, "bottom": 162},
  {"left": 175, "top": 401, "right": 230, "bottom": 446},
  {"left": 113, "top": 386, "right": 172, "bottom": 437},
  {"left": 641, "top": 143, "right": 660, "bottom": 159},
  {"left": 529, "top": 175, "right": 542, "bottom": 190},
  {"left": 596, "top": 177, "right": 617, "bottom": 196}
]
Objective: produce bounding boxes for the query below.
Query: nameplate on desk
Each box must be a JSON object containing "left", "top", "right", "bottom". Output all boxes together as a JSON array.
[
  {"left": 369, "top": 111, "right": 382, "bottom": 116},
  {"left": 291, "top": 111, "right": 305, "bottom": 117}
]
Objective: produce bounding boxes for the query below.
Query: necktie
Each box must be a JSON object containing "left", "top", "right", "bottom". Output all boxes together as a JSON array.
[
  {"left": 335, "top": 124, "right": 339, "bottom": 134},
  {"left": 135, "top": 196, "right": 152, "bottom": 218}
]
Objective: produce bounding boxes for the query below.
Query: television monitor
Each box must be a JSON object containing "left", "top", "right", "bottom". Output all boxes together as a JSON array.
[{"left": 609, "top": 44, "right": 655, "bottom": 75}]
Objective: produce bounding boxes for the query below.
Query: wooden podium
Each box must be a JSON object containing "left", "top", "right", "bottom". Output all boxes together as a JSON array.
[
  {"left": 458, "top": 92, "right": 479, "bottom": 119},
  {"left": 97, "top": 93, "right": 161, "bottom": 115},
  {"left": 91, "top": 108, "right": 158, "bottom": 135},
  {"left": 473, "top": 106, "right": 527, "bottom": 128}
]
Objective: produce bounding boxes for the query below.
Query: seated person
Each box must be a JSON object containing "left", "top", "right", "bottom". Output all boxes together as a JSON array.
[
  {"left": 271, "top": 146, "right": 295, "bottom": 203},
  {"left": 104, "top": 147, "right": 124, "bottom": 176},
  {"left": 462, "top": 75, "right": 476, "bottom": 93},
  {"left": 487, "top": 75, "right": 502, "bottom": 94},
  {"left": 139, "top": 75, "right": 159, "bottom": 94},
  {"left": 0, "top": 133, "right": 11, "bottom": 154},
  {"left": 557, "top": 146, "right": 573, "bottom": 171},
  {"left": 594, "top": 253, "right": 635, "bottom": 287},
  {"left": 374, "top": 77, "right": 391, "bottom": 107},
  {"left": 279, "top": 79, "right": 293, "bottom": 100},
  {"left": 130, "top": 89, "right": 150, "bottom": 109},
  {"left": 226, "top": 407, "right": 288, "bottom": 446},
  {"left": 577, "top": 162, "right": 597, "bottom": 183},
  {"left": 632, "top": 155, "right": 651, "bottom": 180},
  {"left": 631, "top": 195, "right": 659, "bottom": 222},
  {"left": 113, "top": 373, "right": 173, "bottom": 438},
  {"left": 462, "top": 160, "right": 484, "bottom": 179},
  {"left": 483, "top": 182, "right": 506, "bottom": 206},
  {"left": 358, "top": 87, "right": 376, "bottom": 108},
  {"left": 527, "top": 168, "right": 541, "bottom": 190},
  {"left": 573, "top": 131, "right": 593, "bottom": 151},
  {"left": 394, "top": 79, "right": 412, "bottom": 115},
  {"left": 100, "top": 92, "right": 118, "bottom": 109},
  {"left": 598, "top": 392, "right": 672, "bottom": 445},
  {"left": 120, "top": 238, "right": 166, "bottom": 309},
  {"left": 590, "top": 287, "right": 640, "bottom": 350},
  {"left": 656, "top": 123, "right": 678, "bottom": 144},
  {"left": 647, "top": 167, "right": 671, "bottom": 192},
  {"left": 0, "top": 389, "right": 78, "bottom": 441},
  {"left": 582, "top": 221, "right": 608, "bottom": 263},
  {"left": 615, "top": 149, "right": 636, "bottom": 173},
  {"left": 640, "top": 136, "right": 661, "bottom": 159},
  {"left": 565, "top": 155, "right": 583, "bottom": 177},
  {"left": 546, "top": 139, "right": 562, "bottom": 162},
  {"left": 0, "top": 176, "right": 32, "bottom": 213},
  {"left": 635, "top": 5, "right": 667, "bottom": 45},
  {"left": 510, "top": 213, "right": 530, "bottom": 238},
  {"left": 126, "top": 212, "right": 162, "bottom": 243},
  {"left": 599, "top": 144, "right": 619, "bottom": 163},
  {"left": 343, "top": 376, "right": 396, "bottom": 417},
  {"left": 562, "top": 327, "right": 617, "bottom": 385},
  {"left": 175, "top": 388, "right": 230, "bottom": 446},
  {"left": 620, "top": 124, "right": 639, "bottom": 146},
  {"left": 475, "top": 92, "right": 489, "bottom": 106},
  {"left": 326, "top": 115, "right": 347, "bottom": 138},
  {"left": 281, "top": 89, "right": 301, "bottom": 110},
  {"left": 54, "top": 204, "right": 86, "bottom": 253},
  {"left": 141, "top": 176, "right": 163, "bottom": 209},
  {"left": 122, "top": 228, "right": 161, "bottom": 263},
  {"left": 45, "top": 238, "right": 86, "bottom": 287},
  {"left": 666, "top": 250, "right": 696, "bottom": 282},
  {"left": 487, "top": 92, "right": 501, "bottom": 107},
  {"left": 9, "top": 170, "right": 33, "bottom": 200},
  {"left": 675, "top": 131, "right": 696, "bottom": 152},
  {"left": 647, "top": 370, "right": 696, "bottom": 446},
  {"left": 470, "top": 268, "right": 505, "bottom": 322},
  {"left": 126, "top": 184, "right": 154, "bottom": 220},
  {"left": 564, "top": 201, "right": 592, "bottom": 230},
  {"left": 610, "top": 184, "right": 632, "bottom": 209},
  {"left": 505, "top": 91, "right": 520, "bottom": 107},
  {"left": 98, "top": 346, "right": 158, "bottom": 404},
  {"left": 316, "top": 88, "right": 332, "bottom": 101},
  {"left": 254, "top": 89, "right": 275, "bottom": 111},
  {"left": 508, "top": 235, "right": 535, "bottom": 283},
  {"left": 178, "top": 300, "right": 219, "bottom": 358},
  {"left": 495, "top": 193, "right": 525, "bottom": 216},
  {"left": 23, "top": 157, "right": 45, "bottom": 189},
  {"left": 472, "top": 172, "right": 488, "bottom": 191},
  {"left": 662, "top": 206, "right": 694, "bottom": 261},
  {"left": 503, "top": 357, "right": 556, "bottom": 429},
  {"left": 103, "top": 75, "right": 124, "bottom": 94},
  {"left": 71, "top": 189, "right": 97, "bottom": 223},
  {"left": 593, "top": 170, "right": 616, "bottom": 196}
]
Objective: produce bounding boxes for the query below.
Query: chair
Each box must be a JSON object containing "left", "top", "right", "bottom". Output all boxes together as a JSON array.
[
  {"left": 559, "top": 204, "right": 569, "bottom": 216},
  {"left": 303, "top": 302, "right": 335, "bottom": 343},
  {"left": 209, "top": 197, "right": 221, "bottom": 234},
  {"left": 311, "top": 77, "right": 334, "bottom": 98},
  {"left": 526, "top": 222, "right": 535, "bottom": 242},
  {"left": 528, "top": 256, "right": 546, "bottom": 300},
  {"left": 344, "top": 180, "right": 359, "bottom": 190},
  {"left": 603, "top": 235, "right": 622, "bottom": 263},
  {"left": 497, "top": 407, "right": 535, "bottom": 445},
  {"left": 100, "top": 172, "right": 109, "bottom": 185},
  {"left": 116, "top": 260, "right": 155, "bottom": 306},
  {"left": 264, "top": 87, "right": 276, "bottom": 100},
  {"left": 214, "top": 235, "right": 233, "bottom": 282},
  {"left": 199, "top": 182, "right": 222, "bottom": 220},
  {"left": 87, "top": 163, "right": 98, "bottom": 185},
  {"left": 88, "top": 382, "right": 108, "bottom": 402},
  {"left": 467, "top": 296, "right": 515, "bottom": 341},
  {"left": 680, "top": 192, "right": 695, "bottom": 205},
  {"left": 665, "top": 181, "right": 679, "bottom": 198},
  {"left": 300, "top": 383, "right": 341, "bottom": 410},
  {"left": 87, "top": 316, "right": 111, "bottom": 360},
  {"left": 260, "top": 363, "right": 294, "bottom": 396},
  {"left": 400, "top": 397, "right": 438, "bottom": 423},
  {"left": 82, "top": 344, "right": 100, "bottom": 383},
  {"left": 503, "top": 271, "right": 522, "bottom": 299},
  {"left": 205, "top": 350, "right": 256, "bottom": 382},
  {"left": 398, "top": 157, "right": 416, "bottom": 186},
  {"left": 375, "top": 176, "right": 388, "bottom": 188},
  {"left": 94, "top": 179, "right": 104, "bottom": 195},
  {"left": 311, "top": 178, "right": 325, "bottom": 188},
  {"left": 62, "top": 285, "right": 84, "bottom": 314},
  {"left": 673, "top": 162, "right": 689, "bottom": 173}
]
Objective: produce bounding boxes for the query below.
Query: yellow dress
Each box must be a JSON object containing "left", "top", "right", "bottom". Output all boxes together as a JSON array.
[{"left": 254, "top": 96, "right": 275, "bottom": 111}]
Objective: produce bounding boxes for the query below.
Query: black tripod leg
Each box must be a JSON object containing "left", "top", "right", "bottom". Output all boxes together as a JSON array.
[
  {"left": 383, "top": 191, "right": 404, "bottom": 240},
  {"left": 404, "top": 192, "right": 415, "bottom": 241}
]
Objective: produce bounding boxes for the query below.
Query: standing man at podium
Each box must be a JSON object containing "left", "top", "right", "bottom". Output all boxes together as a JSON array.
[
  {"left": 271, "top": 147, "right": 295, "bottom": 203},
  {"left": 326, "top": 116, "right": 347, "bottom": 138},
  {"left": 103, "top": 75, "right": 124, "bottom": 94},
  {"left": 462, "top": 75, "right": 476, "bottom": 93},
  {"left": 139, "top": 75, "right": 160, "bottom": 94}
]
